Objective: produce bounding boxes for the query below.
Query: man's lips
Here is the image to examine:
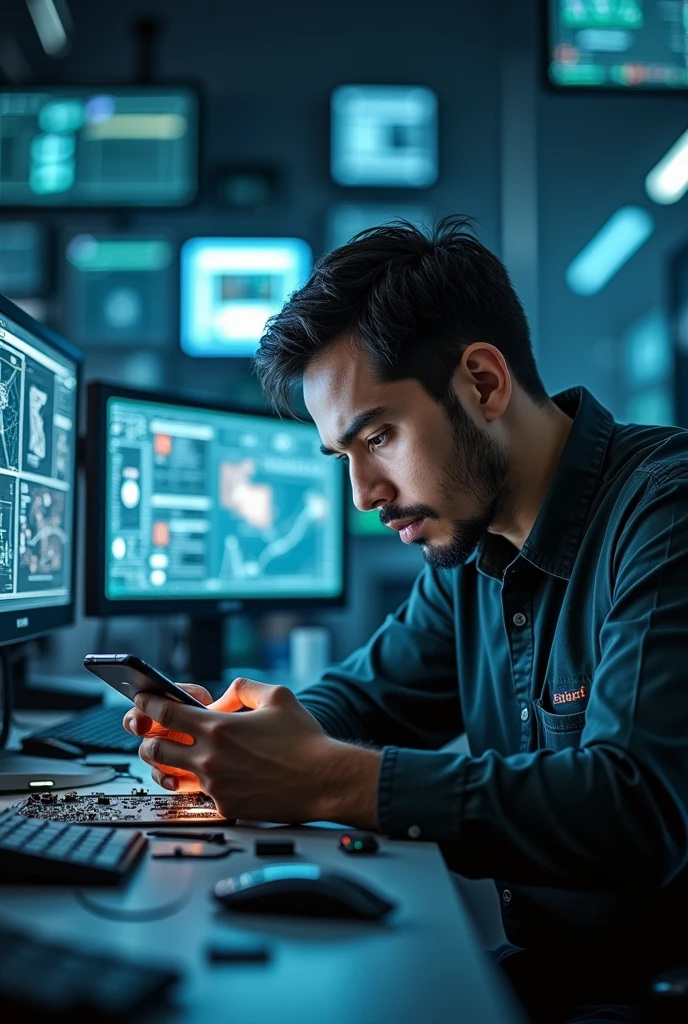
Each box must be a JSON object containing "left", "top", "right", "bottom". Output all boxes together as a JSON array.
[{"left": 386, "top": 517, "right": 425, "bottom": 544}]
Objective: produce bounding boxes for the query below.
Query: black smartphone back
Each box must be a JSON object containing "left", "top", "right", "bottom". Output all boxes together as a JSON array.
[{"left": 83, "top": 654, "right": 207, "bottom": 709}]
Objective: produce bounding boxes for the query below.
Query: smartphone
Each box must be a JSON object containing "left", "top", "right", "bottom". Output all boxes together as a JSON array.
[{"left": 83, "top": 654, "right": 207, "bottom": 709}]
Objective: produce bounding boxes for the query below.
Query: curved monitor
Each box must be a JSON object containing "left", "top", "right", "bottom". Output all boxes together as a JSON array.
[
  {"left": 0, "top": 293, "right": 82, "bottom": 644},
  {"left": 85, "top": 383, "right": 347, "bottom": 616}
]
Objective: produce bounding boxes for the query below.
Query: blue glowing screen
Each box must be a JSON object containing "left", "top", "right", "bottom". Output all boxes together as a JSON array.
[
  {"left": 331, "top": 85, "right": 438, "bottom": 187},
  {"left": 180, "top": 238, "right": 312, "bottom": 357}
]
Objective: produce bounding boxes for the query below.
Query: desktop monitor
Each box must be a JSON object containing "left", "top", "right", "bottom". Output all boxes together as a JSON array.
[
  {"left": 84, "top": 383, "right": 347, "bottom": 618},
  {"left": 547, "top": 0, "right": 688, "bottom": 90},
  {"left": 180, "top": 238, "right": 312, "bottom": 357},
  {"left": 0, "top": 85, "right": 198, "bottom": 206},
  {"left": 331, "top": 85, "right": 438, "bottom": 187},
  {"left": 64, "top": 232, "right": 175, "bottom": 348},
  {"left": 0, "top": 293, "right": 81, "bottom": 645}
]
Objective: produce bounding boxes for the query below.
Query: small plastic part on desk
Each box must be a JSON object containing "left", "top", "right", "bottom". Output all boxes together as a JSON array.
[
  {"left": 339, "top": 831, "right": 379, "bottom": 854},
  {"left": 255, "top": 838, "right": 295, "bottom": 856}
]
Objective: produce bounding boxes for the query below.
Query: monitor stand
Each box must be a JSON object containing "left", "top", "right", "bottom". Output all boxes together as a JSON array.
[{"left": 188, "top": 615, "right": 225, "bottom": 692}]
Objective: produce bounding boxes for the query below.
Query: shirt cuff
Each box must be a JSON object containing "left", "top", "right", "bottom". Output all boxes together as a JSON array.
[{"left": 377, "top": 746, "right": 467, "bottom": 842}]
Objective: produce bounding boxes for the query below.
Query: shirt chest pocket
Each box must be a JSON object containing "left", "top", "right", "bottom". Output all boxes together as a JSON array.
[
  {"left": 535, "top": 674, "right": 592, "bottom": 751},
  {"left": 534, "top": 699, "right": 587, "bottom": 752}
]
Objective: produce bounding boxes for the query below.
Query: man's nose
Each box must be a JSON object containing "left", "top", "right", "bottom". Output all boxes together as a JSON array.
[{"left": 350, "top": 463, "right": 395, "bottom": 512}]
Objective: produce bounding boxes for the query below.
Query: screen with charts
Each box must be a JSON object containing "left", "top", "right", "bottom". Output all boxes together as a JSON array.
[
  {"left": 331, "top": 85, "right": 438, "bottom": 187},
  {"left": 548, "top": 0, "right": 688, "bottom": 89},
  {"left": 180, "top": 238, "right": 312, "bottom": 357},
  {"left": 0, "top": 307, "right": 77, "bottom": 613},
  {"left": 102, "top": 395, "right": 345, "bottom": 603},
  {"left": 64, "top": 233, "right": 175, "bottom": 347},
  {"left": 0, "top": 86, "right": 197, "bottom": 206}
]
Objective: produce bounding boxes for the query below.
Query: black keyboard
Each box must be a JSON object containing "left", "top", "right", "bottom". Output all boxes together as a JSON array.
[
  {"left": 0, "top": 808, "right": 147, "bottom": 884},
  {"left": 22, "top": 705, "right": 141, "bottom": 754},
  {"left": 0, "top": 922, "right": 179, "bottom": 1021}
]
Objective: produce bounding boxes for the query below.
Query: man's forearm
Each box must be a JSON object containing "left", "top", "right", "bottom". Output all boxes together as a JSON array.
[{"left": 314, "top": 740, "right": 382, "bottom": 830}]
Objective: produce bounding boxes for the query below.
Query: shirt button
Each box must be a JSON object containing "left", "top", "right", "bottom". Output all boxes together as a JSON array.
[
  {"left": 520, "top": 707, "right": 529, "bottom": 722},
  {"left": 502, "top": 889, "right": 512, "bottom": 904},
  {"left": 512, "top": 612, "right": 527, "bottom": 627},
  {"left": 407, "top": 825, "right": 422, "bottom": 839}
]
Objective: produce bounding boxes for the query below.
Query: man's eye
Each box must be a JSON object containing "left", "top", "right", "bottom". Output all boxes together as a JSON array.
[{"left": 369, "top": 432, "right": 388, "bottom": 450}]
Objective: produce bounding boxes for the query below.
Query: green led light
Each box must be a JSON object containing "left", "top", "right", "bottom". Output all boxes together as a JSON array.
[{"left": 354, "top": 841, "right": 363, "bottom": 849}]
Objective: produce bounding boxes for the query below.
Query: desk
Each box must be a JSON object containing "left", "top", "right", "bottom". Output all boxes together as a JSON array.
[{"left": 1, "top": 717, "right": 525, "bottom": 1024}]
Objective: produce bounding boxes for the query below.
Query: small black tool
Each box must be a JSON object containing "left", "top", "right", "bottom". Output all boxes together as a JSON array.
[
  {"left": 339, "top": 831, "right": 379, "bottom": 855},
  {"left": 147, "top": 830, "right": 229, "bottom": 844},
  {"left": 255, "top": 838, "right": 295, "bottom": 857},
  {"left": 206, "top": 942, "right": 271, "bottom": 964}
]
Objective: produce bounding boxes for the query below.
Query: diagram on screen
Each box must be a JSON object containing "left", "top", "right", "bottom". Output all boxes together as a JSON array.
[
  {"left": 0, "top": 341, "right": 24, "bottom": 472},
  {"left": 217, "top": 458, "right": 329, "bottom": 580},
  {"left": 0, "top": 475, "right": 15, "bottom": 593},
  {"left": 19, "top": 482, "right": 68, "bottom": 586}
]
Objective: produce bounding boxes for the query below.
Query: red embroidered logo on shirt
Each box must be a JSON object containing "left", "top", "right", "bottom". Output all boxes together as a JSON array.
[{"left": 552, "top": 685, "right": 587, "bottom": 706}]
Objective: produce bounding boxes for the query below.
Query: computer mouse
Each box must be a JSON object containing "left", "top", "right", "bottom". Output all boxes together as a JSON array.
[{"left": 214, "top": 862, "right": 395, "bottom": 920}]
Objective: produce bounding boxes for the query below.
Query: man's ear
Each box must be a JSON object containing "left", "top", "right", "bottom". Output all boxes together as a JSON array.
[{"left": 453, "top": 343, "right": 511, "bottom": 423}]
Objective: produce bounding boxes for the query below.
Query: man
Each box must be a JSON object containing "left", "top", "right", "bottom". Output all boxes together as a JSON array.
[{"left": 125, "top": 218, "right": 688, "bottom": 1023}]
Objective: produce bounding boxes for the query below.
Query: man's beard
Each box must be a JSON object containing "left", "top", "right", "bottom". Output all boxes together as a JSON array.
[{"left": 380, "top": 390, "right": 510, "bottom": 570}]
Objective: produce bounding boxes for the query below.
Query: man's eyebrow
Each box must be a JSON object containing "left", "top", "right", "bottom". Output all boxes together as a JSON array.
[{"left": 319, "top": 406, "right": 390, "bottom": 456}]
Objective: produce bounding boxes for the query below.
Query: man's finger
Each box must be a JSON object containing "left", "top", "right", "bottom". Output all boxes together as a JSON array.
[
  {"left": 151, "top": 767, "right": 201, "bottom": 792},
  {"left": 134, "top": 692, "right": 204, "bottom": 732},
  {"left": 225, "top": 676, "right": 277, "bottom": 711},
  {"left": 123, "top": 709, "right": 151, "bottom": 736},
  {"left": 139, "top": 734, "right": 197, "bottom": 773},
  {"left": 178, "top": 683, "right": 214, "bottom": 705}
]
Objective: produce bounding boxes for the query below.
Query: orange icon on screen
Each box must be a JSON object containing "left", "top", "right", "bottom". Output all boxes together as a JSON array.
[
  {"left": 154, "top": 434, "right": 172, "bottom": 457},
  {"left": 152, "top": 521, "right": 170, "bottom": 547}
]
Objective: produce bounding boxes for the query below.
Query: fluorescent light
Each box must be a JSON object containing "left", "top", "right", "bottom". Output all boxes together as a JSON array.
[
  {"left": 26, "top": 0, "right": 70, "bottom": 57},
  {"left": 646, "top": 127, "right": 688, "bottom": 205},
  {"left": 566, "top": 206, "right": 654, "bottom": 296}
]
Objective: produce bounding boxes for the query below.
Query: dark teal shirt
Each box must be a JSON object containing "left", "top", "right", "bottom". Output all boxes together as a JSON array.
[{"left": 300, "top": 387, "right": 688, "bottom": 959}]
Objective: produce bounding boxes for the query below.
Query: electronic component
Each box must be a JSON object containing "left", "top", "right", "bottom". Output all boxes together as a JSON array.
[
  {"left": 180, "top": 237, "right": 312, "bottom": 357},
  {"left": 14, "top": 789, "right": 224, "bottom": 825},
  {"left": 64, "top": 233, "right": 175, "bottom": 348},
  {"left": 0, "top": 85, "right": 198, "bottom": 205},
  {"left": 547, "top": 0, "right": 688, "bottom": 90},
  {"left": 255, "top": 838, "right": 295, "bottom": 856},
  {"left": 331, "top": 85, "right": 438, "bottom": 187},
  {"left": 339, "top": 831, "right": 379, "bottom": 855},
  {"left": 0, "top": 806, "right": 146, "bottom": 883},
  {"left": 21, "top": 705, "right": 141, "bottom": 755},
  {"left": 214, "top": 863, "right": 395, "bottom": 919},
  {"left": 0, "top": 921, "right": 179, "bottom": 1018}
]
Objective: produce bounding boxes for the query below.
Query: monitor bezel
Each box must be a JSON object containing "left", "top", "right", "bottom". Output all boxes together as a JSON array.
[
  {"left": 0, "top": 292, "right": 83, "bottom": 645},
  {"left": 0, "top": 82, "right": 201, "bottom": 210},
  {"left": 542, "top": 0, "right": 688, "bottom": 95},
  {"left": 84, "top": 381, "right": 349, "bottom": 617}
]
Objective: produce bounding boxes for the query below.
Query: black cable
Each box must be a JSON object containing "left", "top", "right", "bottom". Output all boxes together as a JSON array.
[{"left": 74, "top": 878, "right": 193, "bottom": 923}]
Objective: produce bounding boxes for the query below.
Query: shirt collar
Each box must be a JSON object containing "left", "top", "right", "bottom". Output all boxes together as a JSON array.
[{"left": 476, "top": 387, "right": 615, "bottom": 582}]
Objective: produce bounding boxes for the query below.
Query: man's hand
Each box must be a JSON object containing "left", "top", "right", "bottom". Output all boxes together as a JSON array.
[{"left": 124, "top": 678, "right": 381, "bottom": 828}]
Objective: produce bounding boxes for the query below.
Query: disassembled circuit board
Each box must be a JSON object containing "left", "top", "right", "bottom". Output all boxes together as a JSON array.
[{"left": 13, "top": 788, "right": 226, "bottom": 826}]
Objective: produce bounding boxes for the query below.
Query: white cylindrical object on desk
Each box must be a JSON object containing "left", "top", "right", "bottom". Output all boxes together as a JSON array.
[{"left": 289, "top": 627, "right": 331, "bottom": 690}]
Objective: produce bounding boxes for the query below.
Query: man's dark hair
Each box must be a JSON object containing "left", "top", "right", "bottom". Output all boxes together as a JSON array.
[{"left": 254, "top": 215, "right": 549, "bottom": 416}]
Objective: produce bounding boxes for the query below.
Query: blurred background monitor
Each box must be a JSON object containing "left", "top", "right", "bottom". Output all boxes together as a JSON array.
[
  {"left": 0, "top": 223, "right": 47, "bottom": 298},
  {"left": 327, "top": 204, "right": 431, "bottom": 252},
  {"left": 547, "top": 0, "right": 688, "bottom": 90},
  {"left": 180, "top": 237, "right": 312, "bottom": 357},
  {"left": 0, "top": 293, "right": 81, "bottom": 645},
  {"left": 64, "top": 233, "right": 175, "bottom": 348},
  {"left": 331, "top": 85, "right": 438, "bottom": 187},
  {"left": 0, "top": 86, "right": 198, "bottom": 206},
  {"left": 85, "top": 382, "right": 346, "bottom": 616}
]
